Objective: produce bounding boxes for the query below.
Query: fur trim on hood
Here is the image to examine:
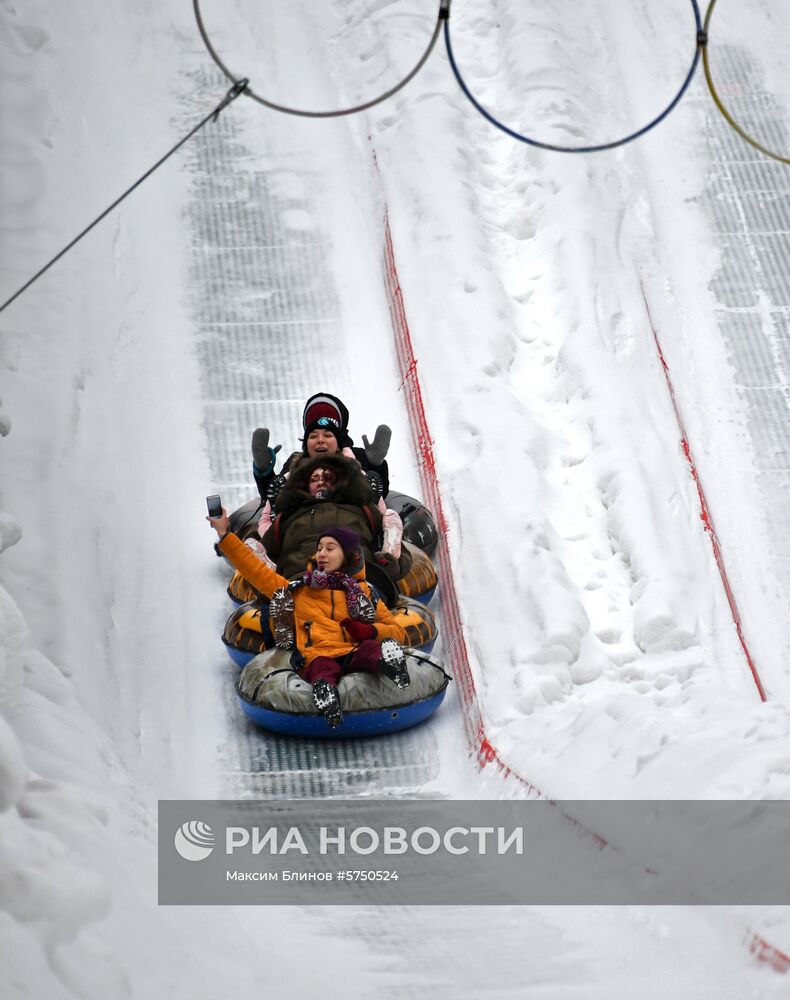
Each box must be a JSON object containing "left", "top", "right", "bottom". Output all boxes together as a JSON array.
[{"left": 273, "top": 454, "right": 374, "bottom": 522}]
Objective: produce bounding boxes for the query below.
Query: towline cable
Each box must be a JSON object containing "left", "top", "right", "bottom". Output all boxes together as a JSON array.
[
  {"left": 0, "top": 78, "right": 249, "bottom": 317},
  {"left": 444, "top": 0, "right": 704, "bottom": 153},
  {"left": 193, "top": 0, "right": 448, "bottom": 118},
  {"left": 702, "top": 0, "right": 790, "bottom": 165}
]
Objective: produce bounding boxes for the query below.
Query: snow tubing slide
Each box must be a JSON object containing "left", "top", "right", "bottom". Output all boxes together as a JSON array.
[
  {"left": 235, "top": 647, "right": 451, "bottom": 737},
  {"left": 222, "top": 594, "right": 438, "bottom": 670}
]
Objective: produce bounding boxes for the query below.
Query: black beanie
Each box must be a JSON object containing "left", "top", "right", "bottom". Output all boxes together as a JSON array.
[{"left": 302, "top": 392, "right": 352, "bottom": 450}]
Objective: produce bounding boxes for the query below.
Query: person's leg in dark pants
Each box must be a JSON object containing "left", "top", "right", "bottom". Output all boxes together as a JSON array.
[{"left": 303, "top": 656, "right": 344, "bottom": 727}]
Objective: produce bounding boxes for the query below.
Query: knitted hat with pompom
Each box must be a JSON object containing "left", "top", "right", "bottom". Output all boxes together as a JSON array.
[{"left": 302, "top": 392, "right": 352, "bottom": 450}]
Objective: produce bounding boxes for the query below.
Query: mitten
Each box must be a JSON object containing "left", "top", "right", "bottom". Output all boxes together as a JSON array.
[
  {"left": 341, "top": 618, "right": 377, "bottom": 642},
  {"left": 251, "top": 427, "right": 282, "bottom": 475},
  {"left": 373, "top": 551, "right": 399, "bottom": 580},
  {"left": 361, "top": 424, "right": 391, "bottom": 466}
]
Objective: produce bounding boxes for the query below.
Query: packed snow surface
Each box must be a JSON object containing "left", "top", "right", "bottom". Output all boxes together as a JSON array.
[{"left": 2, "top": 0, "right": 790, "bottom": 996}]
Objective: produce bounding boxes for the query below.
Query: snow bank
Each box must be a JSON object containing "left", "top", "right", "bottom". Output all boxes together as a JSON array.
[
  {"left": 3, "top": 0, "right": 790, "bottom": 993},
  {"left": 364, "top": 0, "right": 790, "bottom": 800}
]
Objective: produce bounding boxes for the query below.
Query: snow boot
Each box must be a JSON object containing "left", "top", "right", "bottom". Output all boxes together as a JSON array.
[
  {"left": 312, "top": 678, "right": 343, "bottom": 728},
  {"left": 379, "top": 639, "right": 410, "bottom": 689},
  {"left": 269, "top": 585, "right": 296, "bottom": 649}
]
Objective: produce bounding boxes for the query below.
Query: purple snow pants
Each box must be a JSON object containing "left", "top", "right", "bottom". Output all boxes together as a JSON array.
[{"left": 302, "top": 640, "right": 384, "bottom": 686}]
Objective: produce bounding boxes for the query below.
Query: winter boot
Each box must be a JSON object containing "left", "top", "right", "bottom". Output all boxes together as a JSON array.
[
  {"left": 379, "top": 639, "right": 410, "bottom": 689},
  {"left": 312, "top": 678, "right": 343, "bottom": 728},
  {"left": 269, "top": 586, "right": 296, "bottom": 649}
]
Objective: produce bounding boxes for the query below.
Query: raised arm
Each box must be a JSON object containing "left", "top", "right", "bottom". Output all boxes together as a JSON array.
[
  {"left": 218, "top": 534, "right": 289, "bottom": 600},
  {"left": 207, "top": 508, "right": 288, "bottom": 599}
]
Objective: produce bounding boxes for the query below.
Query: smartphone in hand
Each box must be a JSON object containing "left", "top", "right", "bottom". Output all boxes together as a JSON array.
[{"left": 206, "top": 494, "right": 223, "bottom": 519}]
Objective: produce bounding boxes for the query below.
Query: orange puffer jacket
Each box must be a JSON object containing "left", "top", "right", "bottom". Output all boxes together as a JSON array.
[{"left": 219, "top": 533, "right": 406, "bottom": 665}]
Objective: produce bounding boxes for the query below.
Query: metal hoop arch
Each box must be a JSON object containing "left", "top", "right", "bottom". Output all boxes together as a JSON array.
[
  {"left": 444, "top": 0, "right": 703, "bottom": 154},
  {"left": 193, "top": 0, "right": 446, "bottom": 118},
  {"left": 702, "top": 0, "right": 790, "bottom": 166}
]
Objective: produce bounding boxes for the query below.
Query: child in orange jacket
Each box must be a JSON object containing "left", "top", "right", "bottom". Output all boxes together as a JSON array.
[{"left": 208, "top": 515, "right": 409, "bottom": 728}]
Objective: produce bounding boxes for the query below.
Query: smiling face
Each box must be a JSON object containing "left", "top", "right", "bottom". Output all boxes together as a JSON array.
[
  {"left": 307, "top": 466, "right": 337, "bottom": 498},
  {"left": 315, "top": 536, "right": 345, "bottom": 573},
  {"left": 306, "top": 429, "right": 339, "bottom": 457}
]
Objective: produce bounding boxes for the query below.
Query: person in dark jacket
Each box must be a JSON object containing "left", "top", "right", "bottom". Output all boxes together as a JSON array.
[
  {"left": 260, "top": 454, "right": 411, "bottom": 582},
  {"left": 249, "top": 393, "right": 409, "bottom": 582},
  {"left": 251, "top": 391, "right": 391, "bottom": 502}
]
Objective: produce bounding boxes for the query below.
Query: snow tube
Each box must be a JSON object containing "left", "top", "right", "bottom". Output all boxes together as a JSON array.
[
  {"left": 226, "top": 568, "right": 266, "bottom": 606},
  {"left": 222, "top": 595, "right": 438, "bottom": 670},
  {"left": 396, "top": 542, "right": 437, "bottom": 605},
  {"left": 386, "top": 492, "right": 439, "bottom": 557},
  {"left": 222, "top": 600, "right": 274, "bottom": 668},
  {"left": 235, "top": 647, "right": 451, "bottom": 738},
  {"left": 226, "top": 497, "right": 264, "bottom": 541}
]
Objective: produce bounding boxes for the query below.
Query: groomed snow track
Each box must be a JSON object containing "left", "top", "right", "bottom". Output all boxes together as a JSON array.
[
  {"left": 184, "top": 29, "right": 790, "bottom": 977},
  {"left": 5, "top": 1, "right": 790, "bottom": 991},
  {"left": 185, "top": 67, "right": 471, "bottom": 799}
]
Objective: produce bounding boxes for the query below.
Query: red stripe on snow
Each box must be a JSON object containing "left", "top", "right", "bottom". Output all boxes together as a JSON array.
[
  {"left": 382, "top": 211, "right": 539, "bottom": 795},
  {"left": 640, "top": 287, "right": 785, "bottom": 970},
  {"left": 381, "top": 204, "right": 787, "bottom": 974},
  {"left": 746, "top": 931, "right": 790, "bottom": 974},
  {"left": 639, "top": 284, "right": 767, "bottom": 703}
]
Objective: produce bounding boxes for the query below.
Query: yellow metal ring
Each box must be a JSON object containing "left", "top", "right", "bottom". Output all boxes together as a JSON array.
[{"left": 702, "top": 0, "right": 790, "bottom": 165}]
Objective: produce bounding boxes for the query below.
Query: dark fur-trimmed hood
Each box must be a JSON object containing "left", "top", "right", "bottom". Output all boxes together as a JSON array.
[{"left": 273, "top": 454, "right": 374, "bottom": 521}]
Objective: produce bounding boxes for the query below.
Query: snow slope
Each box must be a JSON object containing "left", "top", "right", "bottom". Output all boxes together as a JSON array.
[
  {"left": 369, "top": 0, "right": 790, "bottom": 801},
  {"left": 2, "top": 0, "right": 790, "bottom": 996}
]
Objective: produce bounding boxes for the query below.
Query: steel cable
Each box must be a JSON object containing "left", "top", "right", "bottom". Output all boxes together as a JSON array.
[
  {"left": 193, "top": 0, "right": 448, "bottom": 118},
  {"left": 0, "top": 79, "right": 248, "bottom": 316}
]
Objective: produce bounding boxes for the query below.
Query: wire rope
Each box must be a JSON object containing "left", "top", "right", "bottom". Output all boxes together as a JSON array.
[
  {"left": 702, "top": 0, "right": 790, "bottom": 165},
  {"left": 444, "top": 0, "right": 703, "bottom": 153},
  {"left": 0, "top": 79, "right": 248, "bottom": 316},
  {"left": 192, "top": 0, "right": 448, "bottom": 118}
]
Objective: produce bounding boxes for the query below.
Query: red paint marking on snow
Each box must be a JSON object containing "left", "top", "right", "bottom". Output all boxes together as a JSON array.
[
  {"left": 640, "top": 283, "right": 767, "bottom": 703},
  {"left": 382, "top": 229, "right": 624, "bottom": 863},
  {"left": 382, "top": 213, "right": 606, "bottom": 822},
  {"left": 381, "top": 211, "right": 539, "bottom": 792},
  {"left": 383, "top": 212, "right": 610, "bottom": 824},
  {"left": 747, "top": 932, "right": 790, "bottom": 974},
  {"left": 640, "top": 287, "right": 787, "bottom": 971},
  {"left": 378, "top": 182, "right": 785, "bottom": 974}
]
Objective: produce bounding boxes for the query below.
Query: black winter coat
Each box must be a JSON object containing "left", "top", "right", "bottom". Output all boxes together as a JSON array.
[{"left": 262, "top": 455, "right": 383, "bottom": 579}]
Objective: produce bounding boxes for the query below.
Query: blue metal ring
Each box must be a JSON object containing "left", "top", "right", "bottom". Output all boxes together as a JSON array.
[{"left": 444, "top": 1, "right": 702, "bottom": 153}]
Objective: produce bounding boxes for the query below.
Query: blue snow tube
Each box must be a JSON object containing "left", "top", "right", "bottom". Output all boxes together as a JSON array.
[
  {"left": 235, "top": 650, "right": 451, "bottom": 738},
  {"left": 237, "top": 688, "right": 449, "bottom": 738}
]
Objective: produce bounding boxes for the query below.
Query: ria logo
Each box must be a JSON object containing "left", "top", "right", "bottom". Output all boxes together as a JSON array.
[{"left": 174, "top": 820, "right": 215, "bottom": 861}]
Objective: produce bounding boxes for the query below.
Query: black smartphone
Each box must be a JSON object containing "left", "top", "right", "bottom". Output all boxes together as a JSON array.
[{"left": 206, "top": 494, "right": 223, "bottom": 518}]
